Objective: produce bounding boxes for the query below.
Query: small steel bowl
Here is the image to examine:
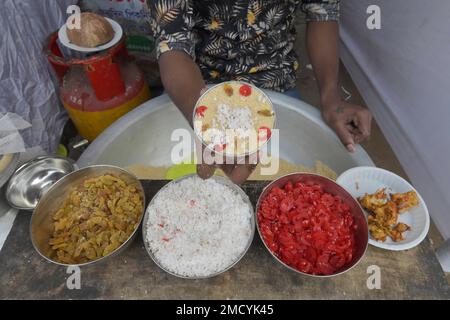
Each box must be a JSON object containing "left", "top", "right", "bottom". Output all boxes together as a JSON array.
[
  {"left": 6, "top": 156, "right": 76, "bottom": 210},
  {"left": 192, "top": 81, "right": 277, "bottom": 160},
  {"left": 142, "top": 174, "right": 255, "bottom": 279},
  {"left": 30, "top": 165, "right": 145, "bottom": 267},
  {"left": 255, "top": 173, "right": 369, "bottom": 278}
]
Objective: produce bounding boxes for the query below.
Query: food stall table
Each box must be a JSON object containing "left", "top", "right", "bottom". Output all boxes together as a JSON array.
[{"left": 0, "top": 180, "right": 449, "bottom": 300}]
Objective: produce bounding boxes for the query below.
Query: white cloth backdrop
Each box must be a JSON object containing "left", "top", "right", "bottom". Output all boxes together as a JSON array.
[
  {"left": 340, "top": 0, "right": 450, "bottom": 239},
  {"left": 0, "top": 0, "right": 76, "bottom": 252},
  {"left": 0, "top": 0, "right": 75, "bottom": 154}
]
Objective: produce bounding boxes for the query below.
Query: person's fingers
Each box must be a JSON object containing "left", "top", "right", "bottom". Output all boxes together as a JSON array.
[
  {"left": 227, "top": 163, "right": 257, "bottom": 185},
  {"left": 196, "top": 163, "right": 216, "bottom": 180},
  {"left": 219, "top": 164, "right": 235, "bottom": 177},
  {"left": 352, "top": 110, "right": 372, "bottom": 143},
  {"left": 358, "top": 110, "right": 372, "bottom": 136},
  {"left": 346, "top": 144, "right": 356, "bottom": 153},
  {"left": 332, "top": 122, "right": 356, "bottom": 153},
  {"left": 353, "top": 135, "right": 364, "bottom": 145},
  {"left": 217, "top": 153, "right": 260, "bottom": 185},
  {"left": 347, "top": 122, "right": 364, "bottom": 144}
]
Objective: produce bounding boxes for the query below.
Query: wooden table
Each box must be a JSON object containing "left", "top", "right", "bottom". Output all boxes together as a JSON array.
[{"left": 1, "top": 180, "right": 449, "bottom": 299}]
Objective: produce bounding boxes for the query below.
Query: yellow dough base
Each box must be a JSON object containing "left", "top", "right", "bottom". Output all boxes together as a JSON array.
[{"left": 127, "top": 158, "right": 337, "bottom": 181}]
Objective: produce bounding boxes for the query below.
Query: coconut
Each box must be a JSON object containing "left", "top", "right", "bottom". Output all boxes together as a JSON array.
[{"left": 67, "top": 12, "right": 115, "bottom": 48}]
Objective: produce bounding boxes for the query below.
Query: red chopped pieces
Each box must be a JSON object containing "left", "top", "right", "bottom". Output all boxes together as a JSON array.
[{"left": 257, "top": 181, "right": 357, "bottom": 275}]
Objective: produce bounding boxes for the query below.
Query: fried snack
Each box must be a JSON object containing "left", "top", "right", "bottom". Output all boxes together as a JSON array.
[
  {"left": 391, "top": 191, "right": 419, "bottom": 213},
  {"left": 394, "top": 222, "right": 411, "bottom": 233},
  {"left": 373, "top": 201, "right": 398, "bottom": 225},
  {"left": 359, "top": 188, "right": 387, "bottom": 212},
  {"left": 49, "top": 174, "right": 143, "bottom": 264},
  {"left": 389, "top": 229, "right": 404, "bottom": 242},
  {"left": 368, "top": 216, "right": 389, "bottom": 242},
  {"left": 368, "top": 216, "right": 411, "bottom": 243},
  {"left": 359, "top": 189, "right": 417, "bottom": 243},
  {"left": 389, "top": 223, "right": 411, "bottom": 242}
]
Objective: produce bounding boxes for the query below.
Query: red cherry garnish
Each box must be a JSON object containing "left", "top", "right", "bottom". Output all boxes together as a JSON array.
[
  {"left": 258, "top": 126, "right": 272, "bottom": 142},
  {"left": 239, "top": 84, "right": 252, "bottom": 97}
]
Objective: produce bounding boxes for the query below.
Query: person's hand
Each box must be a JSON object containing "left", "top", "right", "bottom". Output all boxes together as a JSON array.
[
  {"left": 196, "top": 143, "right": 259, "bottom": 185},
  {"left": 321, "top": 99, "right": 373, "bottom": 152},
  {"left": 194, "top": 87, "right": 259, "bottom": 185}
]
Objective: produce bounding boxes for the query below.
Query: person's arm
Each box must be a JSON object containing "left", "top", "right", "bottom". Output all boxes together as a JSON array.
[
  {"left": 148, "top": 0, "right": 203, "bottom": 124},
  {"left": 149, "top": 0, "right": 255, "bottom": 184},
  {"left": 306, "top": 21, "right": 339, "bottom": 109},
  {"left": 159, "top": 51, "right": 256, "bottom": 184},
  {"left": 303, "top": 1, "right": 372, "bottom": 152},
  {"left": 159, "top": 51, "right": 205, "bottom": 124}
]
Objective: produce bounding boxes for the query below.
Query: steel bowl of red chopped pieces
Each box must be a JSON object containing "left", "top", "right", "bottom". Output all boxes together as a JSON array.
[{"left": 256, "top": 173, "right": 368, "bottom": 277}]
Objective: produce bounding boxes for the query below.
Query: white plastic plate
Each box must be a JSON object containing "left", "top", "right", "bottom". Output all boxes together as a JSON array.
[
  {"left": 58, "top": 18, "right": 123, "bottom": 53},
  {"left": 337, "top": 166, "right": 430, "bottom": 251}
]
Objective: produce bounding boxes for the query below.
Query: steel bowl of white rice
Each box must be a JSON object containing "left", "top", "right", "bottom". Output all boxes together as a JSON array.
[{"left": 142, "top": 175, "right": 255, "bottom": 279}]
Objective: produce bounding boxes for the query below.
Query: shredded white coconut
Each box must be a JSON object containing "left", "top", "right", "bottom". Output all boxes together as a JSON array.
[
  {"left": 213, "top": 103, "right": 255, "bottom": 133},
  {"left": 144, "top": 176, "right": 253, "bottom": 278},
  {"left": 207, "top": 103, "right": 257, "bottom": 152}
]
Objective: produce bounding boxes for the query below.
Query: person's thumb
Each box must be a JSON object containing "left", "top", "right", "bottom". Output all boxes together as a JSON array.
[
  {"left": 333, "top": 123, "right": 356, "bottom": 153},
  {"left": 227, "top": 164, "right": 256, "bottom": 185}
]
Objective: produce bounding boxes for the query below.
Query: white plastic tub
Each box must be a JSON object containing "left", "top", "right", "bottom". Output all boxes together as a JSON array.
[{"left": 77, "top": 92, "right": 374, "bottom": 173}]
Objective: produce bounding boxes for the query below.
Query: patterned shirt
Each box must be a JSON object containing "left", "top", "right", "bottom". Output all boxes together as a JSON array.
[{"left": 148, "top": 0, "right": 339, "bottom": 92}]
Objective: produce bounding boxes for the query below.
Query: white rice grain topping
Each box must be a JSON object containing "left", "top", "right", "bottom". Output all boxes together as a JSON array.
[
  {"left": 145, "top": 176, "right": 253, "bottom": 277},
  {"left": 213, "top": 103, "right": 255, "bottom": 133}
]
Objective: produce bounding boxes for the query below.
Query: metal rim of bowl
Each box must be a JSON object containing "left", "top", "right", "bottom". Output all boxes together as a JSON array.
[
  {"left": 255, "top": 172, "right": 369, "bottom": 278},
  {"left": 192, "top": 81, "right": 277, "bottom": 159},
  {"left": 142, "top": 174, "right": 256, "bottom": 279},
  {"left": 13, "top": 155, "right": 76, "bottom": 178},
  {"left": 5, "top": 155, "right": 77, "bottom": 210},
  {"left": 0, "top": 153, "right": 20, "bottom": 189},
  {"left": 30, "top": 164, "right": 146, "bottom": 267}
]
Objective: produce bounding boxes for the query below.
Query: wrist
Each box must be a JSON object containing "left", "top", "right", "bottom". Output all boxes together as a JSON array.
[{"left": 320, "top": 86, "right": 340, "bottom": 110}]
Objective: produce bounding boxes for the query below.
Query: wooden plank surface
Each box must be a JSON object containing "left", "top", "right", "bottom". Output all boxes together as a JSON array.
[{"left": 0, "top": 180, "right": 449, "bottom": 299}]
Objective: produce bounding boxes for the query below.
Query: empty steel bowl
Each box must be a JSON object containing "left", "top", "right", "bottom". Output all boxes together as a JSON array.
[
  {"left": 30, "top": 165, "right": 145, "bottom": 267},
  {"left": 255, "top": 173, "right": 369, "bottom": 277},
  {"left": 5, "top": 156, "right": 76, "bottom": 210}
]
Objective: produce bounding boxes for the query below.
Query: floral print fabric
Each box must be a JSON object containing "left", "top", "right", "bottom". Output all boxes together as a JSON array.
[{"left": 148, "top": 0, "right": 339, "bottom": 91}]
